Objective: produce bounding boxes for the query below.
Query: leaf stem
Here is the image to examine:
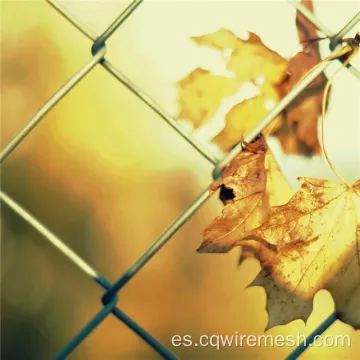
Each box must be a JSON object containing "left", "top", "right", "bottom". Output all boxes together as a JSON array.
[{"left": 321, "top": 42, "right": 359, "bottom": 187}]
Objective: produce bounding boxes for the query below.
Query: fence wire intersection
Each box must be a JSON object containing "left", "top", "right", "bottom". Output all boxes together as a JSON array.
[{"left": 1, "top": 0, "right": 360, "bottom": 359}]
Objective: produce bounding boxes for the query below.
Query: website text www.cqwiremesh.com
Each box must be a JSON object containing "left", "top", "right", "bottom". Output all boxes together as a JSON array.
[{"left": 171, "top": 332, "right": 351, "bottom": 350}]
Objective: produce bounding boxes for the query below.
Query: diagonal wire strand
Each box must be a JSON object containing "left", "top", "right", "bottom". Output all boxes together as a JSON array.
[
  {"left": 53, "top": 297, "right": 118, "bottom": 360},
  {"left": 0, "top": 190, "right": 177, "bottom": 359},
  {"left": 102, "top": 188, "right": 210, "bottom": 304},
  {"left": 103, "top": 42, "right": 352, "bottom": 305},
  {"left": 46, "top": 0, "right": 220, "bottom": 165},
  {"left": 4, "top": 1, "right": 360, "bottom": 359},
  {"left": 330, "top": 12, "right": 360, "bottom": 48},
  {"left": 285, "top": 313, "right": 338, "bottom": 360},
  {"left": 112, "top": 308, "right": 178, "bottom": 360},
  {"left": 287, "top": 0, "right": 360, "bottom": 79},
  {"left": 213, "top": 52, "right": 333, "bottom": 177},
  {"left": 0, "top": 48, "right": 106, "bottom": 163},
  {"left": 0, "top": 190, "right": 100, "bottom": 279},
  {"left": 91, "top": 0, "right": 144, "bottom": 54},
  {"left": 101, "top": 60, "right": 219, "bottom": 164}
]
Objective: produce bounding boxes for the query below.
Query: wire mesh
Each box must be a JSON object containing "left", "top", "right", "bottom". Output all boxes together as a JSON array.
[{"left": 1, "top": 1, "right": 359, "bottom": 359}]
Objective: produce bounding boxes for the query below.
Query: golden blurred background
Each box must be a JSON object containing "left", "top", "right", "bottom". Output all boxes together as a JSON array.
[{"left": 1, "top": 0, "right": 360, "bottom": 359}]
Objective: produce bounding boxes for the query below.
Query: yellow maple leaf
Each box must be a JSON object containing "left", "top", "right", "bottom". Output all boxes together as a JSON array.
[
  {"left": 191, "top": 27, "right": 240, "bottom": 50},
  {"left": 176, "top": 67, "right": 239, "bottom": 128},
  {"left": 213, "top": 86, "right": 283, "bottom": 151},
  {"left": 276, "top": 51, "right": 326, "bottom": 154},
  {"left": 198, "top": 136, "right": 292, "bottom": 253},
  {"left": 177, "top": 1, "right": 331, "bottom": 156},
  {"left": 193, "top": 29, "right": 287, "bottom": 85},
  {"left": 241, "top": 178, "right": 360, "bottom": 330},
  {"left": 227, "top": 32, "right": 288, "bottom": 85},
  {"left": 177, "top": 29, "right": 288, "bottom": 150}
]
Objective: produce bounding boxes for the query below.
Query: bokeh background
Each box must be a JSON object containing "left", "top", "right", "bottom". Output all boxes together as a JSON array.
[{"left": 1, "top": 0, "right": 360, "bottom": 359}]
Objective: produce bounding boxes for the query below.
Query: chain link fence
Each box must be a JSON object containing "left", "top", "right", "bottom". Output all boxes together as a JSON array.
[{"left": 1, "top": 0, "right": 359, "bottom": 359}]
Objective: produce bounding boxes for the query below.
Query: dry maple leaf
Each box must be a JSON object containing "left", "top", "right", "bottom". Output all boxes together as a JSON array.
[
  {"left": 226, "top": 32, "right": 288, "bottom": 85},
  {"left": 177, "top": 28, "right": 288, "bottom": 149},
  {"left": 193, "top": 29, "right": 288, "bottom": 85},
  {"left": 213, "top": 86, "right": 283, "bottom": 151},
  {"left": 240, "top": 178, "right": 360, "bottom": 330},
  {"left": 198, "top": 135, "right": 292, "bottom": 253},
  {"left": 275, "top": 0, "right": 328, "bottom": 155},
  {"left": 191, "top": 27, "right": 240, "bottom": 50},
  {"left": 176, "top": 67, "right": 239, "bottom": 128},
  {"left": 177, "top": 1, "right": 329, "bottom": 155}
]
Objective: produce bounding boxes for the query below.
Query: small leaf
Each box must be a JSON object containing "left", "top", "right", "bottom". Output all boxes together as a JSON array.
[
  {"left": 191, "top": 28, "right": 240, "bottom": 50},
  {"left": 276, "top": 52, "right": 326, "bottom": 154},
  {"left": 176, "top": 67, "right": 238, "bottom": 128},
  {"left": 213, "top": 86, "right": 283, "bottom": 151},
  {"left": 193, "top": 28, "right": 288, "bottom": 84},
  {"left": 177, "top": 29, "right": 288, "bottom": 139},
  {"left": 275, "top": 0, "right": 329, "bottom": 154},
  {"left": 227, "top": 32, "right": 288, "bottom": 85}
]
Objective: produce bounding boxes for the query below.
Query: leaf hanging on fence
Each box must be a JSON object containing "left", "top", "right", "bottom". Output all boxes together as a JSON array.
[
  {"left": 241, "top": 178, "right": 360, "bottom": 330},
  {"left": 176, "top": 1, "right": 330, "bottom": 155},
  {"left": 177, "top": 28, "right": 288, "bottom": 150},
  {"left": 275, "top": 0, "right": 328, "bottom": 155},
  {"left": 198, "top": 135, "right": 292, "bottom": 253}
]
